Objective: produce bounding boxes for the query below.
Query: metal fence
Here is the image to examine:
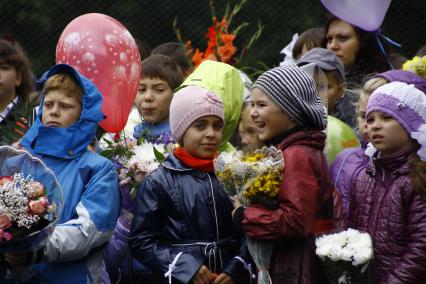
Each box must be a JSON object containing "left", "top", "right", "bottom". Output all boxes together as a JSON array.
[{"left": 1, "top": 0, "right": 425, "bottom": 78}]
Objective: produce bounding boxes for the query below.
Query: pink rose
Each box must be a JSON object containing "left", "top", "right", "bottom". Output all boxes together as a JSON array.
[
  {"left": 27, "top": 181, "right": 45, "bottom": 199},
  {"left": 29, "top": 197, "right": 48, "bottom": 215},
  {"left": 0, "top": 213, "right": 12, "bottom": 229},
  {"left": 0, "top": 229, "right": 13, "bottom": 241},
  {"left": 0, "top": 176, "right": 12, "bottom": 187}
]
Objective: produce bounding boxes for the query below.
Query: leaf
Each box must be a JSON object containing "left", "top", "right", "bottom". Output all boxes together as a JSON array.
[
  {"left": 153, "top": 145, "right": 165, "bottom": 162},
  {"left": 102, "top": 137, "right": 113, "bottom": 146},
  {"left": 100, "top": 149, "right": 115, "bottom": 158},
  {"left": 231, "top": 22, "right": 249, "bottom": 36}
]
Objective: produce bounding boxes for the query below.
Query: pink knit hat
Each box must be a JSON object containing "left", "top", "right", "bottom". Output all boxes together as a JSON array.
[{"left": 170, "top": 86, "right": 224, "bottom": 142}]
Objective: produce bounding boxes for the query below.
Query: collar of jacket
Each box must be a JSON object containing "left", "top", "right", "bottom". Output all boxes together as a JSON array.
[
  {"left": 264, "top": 125, "right": 304, "bottom": 146},
  {"left": 162, "top": 154, "right": 193, "bottom": 172},
  {"left": 366, "top": 142, "right": 419, "bottom": 177},
  {"left": 275, "top": 129, "right": 326, "bottom": 151}
]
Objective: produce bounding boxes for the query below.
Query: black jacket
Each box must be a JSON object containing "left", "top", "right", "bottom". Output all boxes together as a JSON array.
[{"left": 129, "top": 154, "right": 254, "bottom": 284}]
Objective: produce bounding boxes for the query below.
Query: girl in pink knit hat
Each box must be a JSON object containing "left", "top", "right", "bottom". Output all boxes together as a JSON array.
[{"left": 129, "top": 85, "right": 254, "bottom": 284}]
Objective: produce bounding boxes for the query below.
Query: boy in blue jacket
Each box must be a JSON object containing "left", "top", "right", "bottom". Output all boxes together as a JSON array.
[{"left": 2, "top": 64, "right": 120, "bottom": 283}]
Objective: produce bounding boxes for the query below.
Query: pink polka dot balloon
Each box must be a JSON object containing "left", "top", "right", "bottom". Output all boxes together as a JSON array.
[{"left": 56, "top": 13, "right": 141, "bottom": 133}]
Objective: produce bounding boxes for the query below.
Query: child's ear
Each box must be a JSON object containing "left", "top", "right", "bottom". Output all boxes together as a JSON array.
[{"left": 15, "top": 71, "right": 22, "bottom": 87}]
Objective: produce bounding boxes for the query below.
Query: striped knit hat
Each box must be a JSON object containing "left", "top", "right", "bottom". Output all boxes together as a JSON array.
[{"left": 252, "top": 65, "right": 327, "bottom": 130}]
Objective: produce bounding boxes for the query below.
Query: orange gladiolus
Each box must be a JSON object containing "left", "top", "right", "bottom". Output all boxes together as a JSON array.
[
  {"left": 221, "top": 34, "right": 236, "bottom": 45},
  {"left": 220, "top": 18, "right": 229, "bottom": 29},
  {"left": 218, "top": 44, "right": 237, "bottom": 63},
  {"left": 192, "top": 48, "right": 204, "bottom": 67}
]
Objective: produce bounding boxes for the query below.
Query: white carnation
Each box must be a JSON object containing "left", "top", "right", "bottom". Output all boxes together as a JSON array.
[{"left": 315, "top": 228, "right": 373, "bottom": 265}]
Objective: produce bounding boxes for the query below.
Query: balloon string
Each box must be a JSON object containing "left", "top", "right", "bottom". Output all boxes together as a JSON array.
[{"left": 375, "top": 32, "right": 402, "bottom": 70}]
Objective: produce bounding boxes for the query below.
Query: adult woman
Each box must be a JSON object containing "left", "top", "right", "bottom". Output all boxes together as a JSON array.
[
  {"left": 322, "top": 16, "right": 390, "bottom": 89},
  {"left": 322, "top": 16, "right": 391, "bottom": 128}
]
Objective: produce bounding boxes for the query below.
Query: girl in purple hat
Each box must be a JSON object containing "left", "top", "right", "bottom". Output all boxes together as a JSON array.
[
  {"left": 347, "top": 81, "right": 426, "bottom": 283},
  {"left": 331, "top": 70, "right": 426, "bottom": 215}
]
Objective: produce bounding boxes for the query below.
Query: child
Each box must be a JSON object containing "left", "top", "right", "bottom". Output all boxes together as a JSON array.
[
  {"left": 237, "top": 101, "right": 262, "bottom": 148},
  {"left": 348, "top": 81, "right": 426, "bottom": 283},
  {"left": 331, "top": 70, "right": 426, "bottom": 213},
  {"left": 240, "top": 65, "right": 336, "bottom": 283},
  {"left": 104, "top": 53, "right": 184, "bottom": 283},
  {"left": 151, "top": 42, "right": 193, "bottom": 78},
  {"left": 297, "top": 48, "right": 352, "bottom": 125},
  {"left": 129, "top": 86, "right": 253, "bottom": 284},
  {"left": 2, "top": 64, "right": 120, "bottom": 283},
  {"left": 0, "top": 39, "right": 36, "bottom": 145},
  {"left": 292, "top": 27, "right": 325, "bottom": 60},
  {"left": 132, "top": 54, "right": 183, "bottom": 142}
]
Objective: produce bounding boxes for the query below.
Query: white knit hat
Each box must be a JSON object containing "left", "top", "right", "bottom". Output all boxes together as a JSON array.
[{"left": 367, "top": 81, "right": 426, "bottom": 161}]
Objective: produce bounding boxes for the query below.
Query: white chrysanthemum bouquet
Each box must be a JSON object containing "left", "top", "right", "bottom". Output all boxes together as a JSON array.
[{"left": 315, "top": 228, "right": 375, "bottom": 284}]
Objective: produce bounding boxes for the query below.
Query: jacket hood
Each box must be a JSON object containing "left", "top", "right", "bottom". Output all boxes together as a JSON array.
[
  {"left": 179, "top": 60, "right": 243, "bottom": 151},
  {"left": 21, "top": 64, "right": 104, "bottom": 159}
]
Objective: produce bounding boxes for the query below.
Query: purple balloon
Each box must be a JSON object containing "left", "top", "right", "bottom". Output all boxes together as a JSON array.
[{"left": 321, "top": 0, "right": 392, "bottom": 31}]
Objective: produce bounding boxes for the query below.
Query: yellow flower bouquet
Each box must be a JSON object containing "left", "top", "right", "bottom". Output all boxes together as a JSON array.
[
  {"left": 215, "top": 146, "right": 283, "bottom": 284},
  {"left": 403, "top": 55, "right": 426, "bottom": 78},
  {"left": 214, "top": 146, "right": 284, "bottom": 209}
]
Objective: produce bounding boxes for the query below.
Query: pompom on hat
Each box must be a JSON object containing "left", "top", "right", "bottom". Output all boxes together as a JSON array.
[
  {"left": 366, "top": 81, "right": 426, "bottom": 161},
  {"left": 252, "top": 64, "right": 327, "bottom": 130},
  {"left": 169, "top": 85, "right": 224, "bottom": 142}
]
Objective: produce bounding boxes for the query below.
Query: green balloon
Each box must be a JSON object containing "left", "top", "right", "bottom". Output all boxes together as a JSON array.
[{"left": 326, "top": 116, "right": 360, "bottom": 164}]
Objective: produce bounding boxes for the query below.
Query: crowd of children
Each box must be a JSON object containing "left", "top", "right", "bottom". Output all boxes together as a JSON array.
[{"left": 0, "top": 8, "right": 426, "bottom": 284}]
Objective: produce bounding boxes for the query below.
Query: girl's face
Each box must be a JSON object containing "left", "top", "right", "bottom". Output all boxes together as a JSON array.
[
  {"left": 0, "top": 63, "right": 21, "bottom": 102},
  {"left": 135, "top": 77, "right": 173, "bottom": 124},
  {"left": 357, "top": 97, "right": 368, "bottom": 140},
  {"left": 250, "top": 88, "right": 297, "bottom": 142},
  {"left": 238, "top": 105, "right": 261, "bottom": 146},
  {"left": 181, "top": 115, "right": 223, "bottom": 159},
  {"left": 326, "top": 20, "right": 360, "bottom": 69},
  {"left": 366, "top": 111, "right": 410, "bottom": 157}
]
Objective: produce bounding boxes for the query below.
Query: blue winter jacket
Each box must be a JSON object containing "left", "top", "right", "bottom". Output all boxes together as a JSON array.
[
  {"left": 129, "top": 154, "right": 254, "bottom": 284},
  {"left": 17, "top": 64, "right": 120, "bottom": 283}
]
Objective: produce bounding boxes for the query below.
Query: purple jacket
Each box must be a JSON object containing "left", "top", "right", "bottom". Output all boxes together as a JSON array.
[
  {"left": 330, "top": 141, "right": 369, "bottom": 213},
  {"left": 348, "top": 146, "right": 426, "bottom": 283}
]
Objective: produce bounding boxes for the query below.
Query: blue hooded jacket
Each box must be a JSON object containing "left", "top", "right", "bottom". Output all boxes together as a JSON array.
[{"left": 18, "top": 64, "right": 120, "bottom": 283}]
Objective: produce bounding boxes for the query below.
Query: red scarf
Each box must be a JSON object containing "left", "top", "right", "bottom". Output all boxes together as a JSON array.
[{"left": 173, "top": 147, "right": 215, "bottom": 172}]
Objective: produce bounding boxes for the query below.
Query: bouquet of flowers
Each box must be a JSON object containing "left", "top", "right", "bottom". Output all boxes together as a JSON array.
[
  {"left": 403, "top": 55, "right": 426, "bottom": 78},
  {"left": 214, "top": 146, "right": 284, "bottom": 284},
  {"left": 101, "top": 133, "right": 173, "bottom": 224},
  {"left": 0, "top": 145, "right": 63, "bottom": 281},
  {"left": 315, "top": 228, "right": 375, "bottom": 284},
  {"left": 0, "top": 146, "right": 63, "bottom": 252},
  {"left": 0, "top": 174, "right": 56, "bottom": 242}
]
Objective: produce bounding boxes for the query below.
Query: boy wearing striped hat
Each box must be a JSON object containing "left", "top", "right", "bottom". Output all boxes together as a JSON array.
[{"left": 237, "top": 64, "right": 337, "bottom": 283}]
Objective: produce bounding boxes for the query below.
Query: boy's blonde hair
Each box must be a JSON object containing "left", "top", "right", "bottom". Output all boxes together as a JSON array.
[{"left": 44, "top": 73, "right": 83, "bottom": 105}]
